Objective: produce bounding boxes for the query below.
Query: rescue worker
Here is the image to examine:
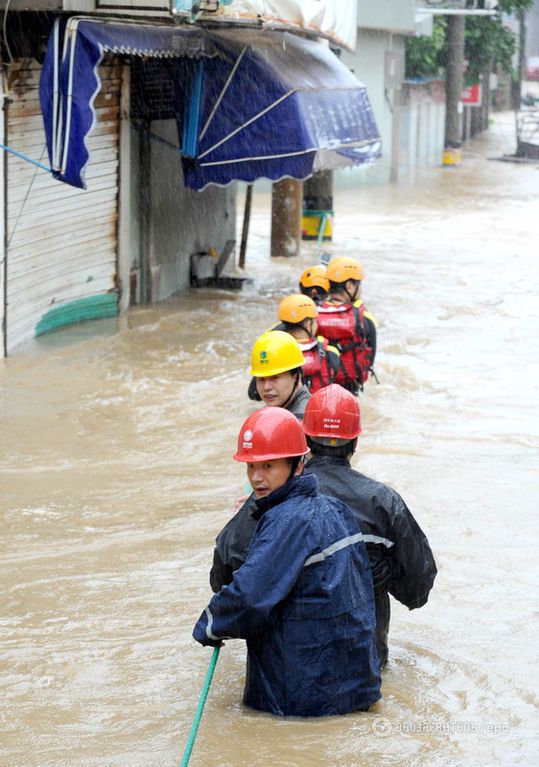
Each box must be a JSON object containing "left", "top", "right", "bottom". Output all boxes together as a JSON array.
[
  {"left": 277, "top": 294, "right": 340, "bottom": 393},
  {"left": 302, "top": 384, "right": 437, "bottom": 667},
  {"left": 298, "top": 264, "right": 329, "bottom": 304},
  {"left": 316, "top": 256, "right": 377, "bottom": 395},
  {"left": 248, "top": 330, "right": 310, "bottom": 419},
  {"left": 193, "top": 408, "right": 381, "bottom": 717}
]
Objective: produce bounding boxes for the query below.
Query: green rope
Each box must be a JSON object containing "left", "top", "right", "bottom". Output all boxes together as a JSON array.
[{"left": 180, "top": 646, "right": 220, "bottom": 767}]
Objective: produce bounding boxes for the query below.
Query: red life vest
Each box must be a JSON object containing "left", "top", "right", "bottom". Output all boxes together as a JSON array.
[
  {"left": 299, "top": 337, "right": 337, "bottom": 393},
  {"left": 316, "top": 301, "right": 372, "bottom": 387}
]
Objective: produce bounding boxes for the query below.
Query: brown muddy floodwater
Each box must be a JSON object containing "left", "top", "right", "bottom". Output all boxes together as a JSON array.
[{"left": 1, "top": 113, "right": 538, "bottom": 767}]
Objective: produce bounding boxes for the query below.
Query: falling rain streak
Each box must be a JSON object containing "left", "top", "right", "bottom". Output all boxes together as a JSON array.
[{"left": 1, "top": 115, "right": 538, "bottom": 767}]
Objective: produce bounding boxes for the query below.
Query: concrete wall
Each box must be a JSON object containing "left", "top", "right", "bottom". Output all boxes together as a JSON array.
[
  {"left": 147, "top": 119, "right": 236, "bottom": 302},
  {"left": 119, "top": 117, "right": 236, "bottom": 307},
  {"left": 339, "top": 29, "right": 406, "bottom": 186},
  {"left": 357, "top": 0, "right": 416, "bottom": 34},
  {"left": 399, "top": 79, "right": 446, "bottom": 174},
  {"left": 528, "top": 0, "right": 539, "bottom": 58},
  {"left": 118, "top": 65, "right": 141, "bottom": 312}
]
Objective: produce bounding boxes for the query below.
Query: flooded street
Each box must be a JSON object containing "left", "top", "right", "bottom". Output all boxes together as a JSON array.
[{"left": 1, "top": 113, "right": 538, "bottom": 766}]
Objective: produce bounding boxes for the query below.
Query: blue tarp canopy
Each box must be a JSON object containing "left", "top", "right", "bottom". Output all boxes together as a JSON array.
[{"left": 40, "top": 18, "right": 381, "bottom": 191}]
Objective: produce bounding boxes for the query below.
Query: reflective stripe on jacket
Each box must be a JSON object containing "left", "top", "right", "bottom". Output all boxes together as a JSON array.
[{"left": 195, "top": 473, "right": 381, "bottom": 717}]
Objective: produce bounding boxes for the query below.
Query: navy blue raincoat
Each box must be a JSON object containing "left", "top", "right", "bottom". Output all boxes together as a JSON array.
[{"left": 193, "top": 473, "right": 381, "bottom": 717}]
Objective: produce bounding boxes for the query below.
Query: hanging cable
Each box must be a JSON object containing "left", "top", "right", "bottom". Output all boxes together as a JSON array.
[{"left": 2, "top": 0, "right": 14, "bottom": 63}]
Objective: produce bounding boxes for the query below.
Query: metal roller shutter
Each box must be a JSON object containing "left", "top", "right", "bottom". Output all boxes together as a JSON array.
[{"left": 5, "top": 58, "right": 121, "bottom": 353}]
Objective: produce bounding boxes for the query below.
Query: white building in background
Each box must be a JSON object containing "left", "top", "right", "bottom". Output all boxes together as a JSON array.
[
  {"left": 339, "top": 1, "right": 446, "bottom": 187},
  {"left": 527, "top": 0, "right": 539, "bottom": 58}
]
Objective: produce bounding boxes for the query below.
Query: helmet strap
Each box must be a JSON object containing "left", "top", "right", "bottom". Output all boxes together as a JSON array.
[
  {"left": 344, "top": 280, "right": 358, "bottom": 303},
  {"left": 298, "top": 319, "right": 314, "bottom": 338},
  {"left": 281, "top": 370, "right": 301, "bottom": 410},
  {"left": 287, "top": 455, "right": 305, "bottom": 481}
]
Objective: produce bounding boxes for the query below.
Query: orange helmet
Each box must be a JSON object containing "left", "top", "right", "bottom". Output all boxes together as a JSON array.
[
  {"left": 234, "top": 408, "right": 309, "bottom": 462},
  {"left": 299, "top": 265, "right": 329, "bottom": 293},
  {"left": 326, "top": 257, "right": 364, "bottom": 284},
  {"left": 278, "top": 294, "right": 317, "bottom": 325},
  {"left": 302, "top": 384, "right": 361, "bottom": 443}
]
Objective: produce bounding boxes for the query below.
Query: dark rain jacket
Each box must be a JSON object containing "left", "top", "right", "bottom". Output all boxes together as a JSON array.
[
  {"left": 247, "top": 380, "right": 311, "bottom": 420},
  {"left": 305, "top": 455, "right": 437, "bottom": 666},
  {"left": 194, "top": 473, "right": 381, "bottom": 717},
  {"left": 209, "top": 456, "right": 437, "bottom": 668},
  {"left": 286, "top": 384, "right": 311, "bottom": 420}
]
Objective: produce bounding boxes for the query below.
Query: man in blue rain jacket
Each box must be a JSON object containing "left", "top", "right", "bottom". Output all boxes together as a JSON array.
[{"left": 193, "top": 407, "right": 381, "bottom": 717}]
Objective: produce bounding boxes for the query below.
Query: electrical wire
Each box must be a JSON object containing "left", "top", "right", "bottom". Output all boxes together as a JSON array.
[{"left": 3, "top": 0, "right": 13, "bottom": 63}]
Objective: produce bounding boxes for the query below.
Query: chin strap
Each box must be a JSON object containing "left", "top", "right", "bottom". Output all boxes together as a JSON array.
[
  {"left": 344, "top": 281, "right": 358, "bottom": 303},
  {"left": 281, "top": 371, "right": 301, "bottom": 410},
  {"left": 287, "top": 455, "right": 305, "bottom": 481}
]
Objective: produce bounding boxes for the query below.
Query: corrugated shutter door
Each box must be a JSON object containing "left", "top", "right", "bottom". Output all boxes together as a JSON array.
[{"left": 6, "top": 59, "right": 120, "bottom": 352}]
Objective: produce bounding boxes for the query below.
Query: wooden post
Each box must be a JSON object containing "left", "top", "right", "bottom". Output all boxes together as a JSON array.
[
  {"left": 271, "top": 178, "right": 302, "bottom": 258},
  {"left": 444, "top": 14, "right": 465, "bottom": 149}
]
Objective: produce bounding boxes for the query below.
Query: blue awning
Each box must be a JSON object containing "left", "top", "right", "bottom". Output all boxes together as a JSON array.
[{"left": 40, "top": 18, "right": 381, "bottom": 191}]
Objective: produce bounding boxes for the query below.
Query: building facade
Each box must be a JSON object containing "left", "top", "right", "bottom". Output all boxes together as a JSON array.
[{"left": 0, "top": 1, "right": 444, "bottom": 354}]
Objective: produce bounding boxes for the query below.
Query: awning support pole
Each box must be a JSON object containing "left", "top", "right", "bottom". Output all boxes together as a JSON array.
[
  {"left": 182, "top": 60, "right": 204, "bottom": 158},
  {"left": 239, "top": 184, "right": 253, "bottom": 270}
]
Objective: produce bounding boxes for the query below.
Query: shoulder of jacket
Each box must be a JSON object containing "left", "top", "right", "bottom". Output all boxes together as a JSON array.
[
  {"left": 263, "top": 321, "right": 282, "bottom": 334},
  {"left": 363, "top": 310, "right": 378, "bottom": 328}
]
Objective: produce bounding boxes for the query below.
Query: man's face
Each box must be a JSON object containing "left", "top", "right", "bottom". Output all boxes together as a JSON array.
[
  {"left": 247, "top": 458, "right": 300, "bottom": 499},
  {"left": 345, "top": 279, "right": 360, "bottom": 300},
  {"left": 256, "top": 371, "right": 296, "bottom": 407}
]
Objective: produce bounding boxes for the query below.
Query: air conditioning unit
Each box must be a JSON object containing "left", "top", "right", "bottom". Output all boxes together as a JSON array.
[
  {"left": 424, "top": 1, "right": 468, "bottom": 7},
  {"left": 423, "top": 1, "right": 498, "bottom": 8},
  {"left": 175, "top": 0, "right": 219, "bottom": 11}
]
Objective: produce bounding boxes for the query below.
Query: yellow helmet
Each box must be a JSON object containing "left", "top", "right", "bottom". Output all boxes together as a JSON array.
[
  {"left": 326, "top": 256, "right": 365, "bottom": 284},
  {"left": 250, "top": 330, "right": 305, "bottom": 377},
  {"left": 299, "top": 265, "right": 329, "bottom": 292},
  {"left": 278, "top": 294, "right": 317, "bottom": 325}
]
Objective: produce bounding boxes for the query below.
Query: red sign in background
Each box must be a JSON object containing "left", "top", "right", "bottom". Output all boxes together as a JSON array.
[{"left": 462, "top": 83, "right": 482, "bottom": 106}]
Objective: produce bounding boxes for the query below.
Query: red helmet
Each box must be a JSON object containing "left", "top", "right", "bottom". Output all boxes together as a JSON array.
[
  {"left": 302, "top": 384, "right": 361, "bottom": 442},
  {"left": 234, "top": 408, "right": 309, "bottom": 462}
]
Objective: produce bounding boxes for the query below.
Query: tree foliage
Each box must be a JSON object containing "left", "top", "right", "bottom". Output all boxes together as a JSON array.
[
  {"left": 497, "top": 0, "right": 533, "bottom": 12},
  {"left": 405, "top": 17, "right": 446, "bottom": 79},
  {"left": 464, "top": 16, "right": 515, "bottom": 83},
  {"left": 404, "top": 0, "right": 534, "bottom": 81}
]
